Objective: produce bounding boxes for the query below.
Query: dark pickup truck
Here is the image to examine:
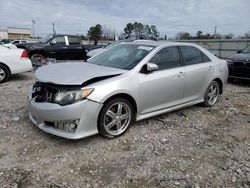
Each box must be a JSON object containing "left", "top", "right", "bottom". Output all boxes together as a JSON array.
[{"left": 16, "top": 34, "right": 103, "bottom": 66}]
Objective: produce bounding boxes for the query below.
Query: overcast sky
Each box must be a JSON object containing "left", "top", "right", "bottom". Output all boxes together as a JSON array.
[{"left": 0, "top": 0, "right": 249, "bottom": 38}]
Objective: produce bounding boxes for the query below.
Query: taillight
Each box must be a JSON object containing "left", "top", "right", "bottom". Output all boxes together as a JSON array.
[{"left": 21, "top": 51, "right": 28, "bottom": 59}]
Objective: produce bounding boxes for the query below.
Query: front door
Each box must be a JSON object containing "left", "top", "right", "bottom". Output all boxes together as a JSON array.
[
  {"left": 138, "top": 46, "right": 185, "bottom": 115},
  {"left": 45, "top": 36, "right": 68, "bottom": 60}
]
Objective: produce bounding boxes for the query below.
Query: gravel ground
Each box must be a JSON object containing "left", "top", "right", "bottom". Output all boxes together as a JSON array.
[{"left": 0, "top": 72, "right": 249, "bottom": 188}]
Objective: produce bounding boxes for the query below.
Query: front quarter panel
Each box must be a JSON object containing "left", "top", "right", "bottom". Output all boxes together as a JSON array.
[{"left": 86, "top": 73, "right": 140, "bottom": 110}]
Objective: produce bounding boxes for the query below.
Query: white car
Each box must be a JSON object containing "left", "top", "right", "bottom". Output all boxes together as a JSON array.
[
  {"left": 0, "top": 45, "right": 32, "bottom": 83},
  {"left": 3, "top": 40, "right": 29, "bottom": 48}
]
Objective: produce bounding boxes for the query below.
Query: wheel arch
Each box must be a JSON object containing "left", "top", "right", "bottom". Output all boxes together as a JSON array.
[
  {"left": 102, "top": 93, "right": 138, "bottom": 118},
  {"left": 213, "top": 78, "right": 223, "bottom": 94},
  {"left": 0, "top": 62, "right": 11, "bottom": 74},
  {"left": 28, "top": 50, "right": 46, "bottom": 58}
]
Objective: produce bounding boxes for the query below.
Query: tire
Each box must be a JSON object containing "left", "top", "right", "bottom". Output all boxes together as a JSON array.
[
  {"left": 228, "top": 77, "right": 234, "bottom": 83},
  {"left": 98, "top": 98, "right": 133, "bottom": 138},
  {"left": 30, "top": 54, "right": 48, "bottom": 69},
  {"left": 203, "top": 81, "right": 220, "bottom": 107},
  {"left": 0, "top": 64, "right": 10, "bottom": 83}
]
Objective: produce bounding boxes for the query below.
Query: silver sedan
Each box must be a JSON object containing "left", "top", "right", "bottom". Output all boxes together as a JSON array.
[{"left": 28, "top": 41, "right": 228, "bottom": 139}]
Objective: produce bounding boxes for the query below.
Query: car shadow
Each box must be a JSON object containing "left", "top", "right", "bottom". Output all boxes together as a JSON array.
[
  {"left": 9, "top": 73, "right": 32, "bottom": 82},
  {"left": 228, "top": 79, "right": 250, "bottom": 87}
]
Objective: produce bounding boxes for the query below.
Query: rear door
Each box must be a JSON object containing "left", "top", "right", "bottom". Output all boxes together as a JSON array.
[
  {"left": 66, "top": 36, "right": 86, "bottom": 60},
  {"left": 180, "top": 46, "right": 214, "bottom": 102},
  {"left": 138, "top": 46, "right": 185, "bottom": 114}
]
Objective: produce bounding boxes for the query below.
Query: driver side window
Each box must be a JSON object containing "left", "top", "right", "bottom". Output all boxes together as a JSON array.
[{"left": 52, "top": 36, "right": 66, "bottom": 46}]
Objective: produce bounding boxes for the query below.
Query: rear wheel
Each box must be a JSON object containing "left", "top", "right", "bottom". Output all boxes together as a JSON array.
[
  {"left": 0, "top": 64, "right": 10, "bottom": 83},
  {"left": 203, "top": 81, "right": 220, "bottom": 107},
  {"left": 98, "top": 98, "right": 133, "bottom": 138},
  {"left": 228, "top": 77, "right": 234, "bottom": 83}
]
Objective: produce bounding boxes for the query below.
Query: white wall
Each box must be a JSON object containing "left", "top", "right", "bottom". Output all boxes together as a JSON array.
[{"left": 0, "top": 30, "right": 8, "bottom": 40}]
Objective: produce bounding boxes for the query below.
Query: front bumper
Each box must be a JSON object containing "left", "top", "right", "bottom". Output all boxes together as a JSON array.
[{"left": 28, "top": 96, "right": 103, "bottom": 139}]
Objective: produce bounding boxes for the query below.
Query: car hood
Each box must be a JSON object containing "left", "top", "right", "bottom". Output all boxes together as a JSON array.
[
  {"left": 229, "top": 53, "right": 250, "bottom": 61},
  {"left": 35, "top": 62, "right": 127, "bottom": 85}
]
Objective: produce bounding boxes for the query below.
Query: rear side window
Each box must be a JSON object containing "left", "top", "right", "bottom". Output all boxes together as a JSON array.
[
  {"left": 181, "top": 46, "right": 203, "bottom": 65},
  {"left": 149, "top": 46, "right": 181, "bottom": 70},
  {"left": 201, "top": 52, "right": 211, "bottom": 62},
  {"left": 68, "top": 37, "right": 80, "bottom": 45}
]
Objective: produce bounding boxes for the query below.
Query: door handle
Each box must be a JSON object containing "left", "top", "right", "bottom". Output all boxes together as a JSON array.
[
  {"left": 177, "top": 71, "right": 185, "bottom": 77},
  {"left": 76, "top": 47, "right": 82, "bottom": 49},
  {"left": 208, "top": 66, "right": 214, "bottom": 71},
  {"left": 62, "top": 47, "right": 67, "bottom": 49}
]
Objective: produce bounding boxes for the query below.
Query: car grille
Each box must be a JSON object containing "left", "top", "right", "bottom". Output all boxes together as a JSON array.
[
  {"left": 233, "top": 61, "right": 245, "bottom": 67},
  {"left": 32, "top": 82, "right": 60, "bottom": 103}
]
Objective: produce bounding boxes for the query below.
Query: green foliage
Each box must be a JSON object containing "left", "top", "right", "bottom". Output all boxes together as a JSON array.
[
  {"left": 123, "top": 22, "right": 159, "bottom": 39},
  {"left": 87, "top": 24, "right": 103, "bottom": 45},
  {"left": 0, "top": 39, "right": 11, "bottom": 43}
]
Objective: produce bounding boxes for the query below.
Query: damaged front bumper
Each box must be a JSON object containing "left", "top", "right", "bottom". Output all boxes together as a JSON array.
[{"left": 28, "top": 87, "right": 103, "bottom": 139}]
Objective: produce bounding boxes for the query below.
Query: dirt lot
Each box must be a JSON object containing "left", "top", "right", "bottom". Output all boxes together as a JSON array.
[{"left": 0, "top": 72, "right": 249, "bottom": 188}]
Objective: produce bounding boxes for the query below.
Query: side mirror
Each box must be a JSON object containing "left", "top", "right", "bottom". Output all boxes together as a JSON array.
[
  {"left": 146, "top": 63, "right": 158, "bottom": 72},
  {"left": 50, "top": 39, "right": 56, "bottom": 45},
  {"left": 237, "top": 50, "right": 242, "bottom": 54}
]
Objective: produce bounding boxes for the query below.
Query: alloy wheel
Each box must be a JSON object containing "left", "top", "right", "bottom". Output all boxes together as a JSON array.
[
  {"left": 207, "top": 84, "right": 219, "bottom": 105},
  {"left": 103, "top": 102, "right": 132, "bottom": 136},
  {"left": 0, "top": 67, "right": 6, "bottom": 82}
]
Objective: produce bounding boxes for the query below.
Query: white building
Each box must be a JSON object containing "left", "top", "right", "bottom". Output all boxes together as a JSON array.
[
  {"left": 0, "top": 29, "right": 8, "bottom": 40},
  {"left": 7, "top": 27, "right": 32, "bottom": 40}
]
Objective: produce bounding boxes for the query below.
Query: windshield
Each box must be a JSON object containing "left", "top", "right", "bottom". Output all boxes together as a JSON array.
[
  {"left": 88, "top": 44, "right": 154, "bottom": 70},
  {"left": 103, "top": 41, "right": 121, "bottom": 49},
  {"left": 40, "top": 35, "right": 53, "bottom": 43},
  {"left": 243, "top": 46, "right": 250, "bottom": 53}
]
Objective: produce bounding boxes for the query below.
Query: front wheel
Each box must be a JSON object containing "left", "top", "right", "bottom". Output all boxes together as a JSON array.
[
  {"left": 30, "top": 54, "right": 48, "bottom": 70},
  {"left": 98, "top": 98, "right": 133, "bottom": 138},
  {"left": 203, "top": 81, "right": 220, "bottom": 107}
]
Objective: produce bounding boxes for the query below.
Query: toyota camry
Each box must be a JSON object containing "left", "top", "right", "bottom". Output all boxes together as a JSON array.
[{"left": 28, "top": 41, "right": 228, "bottom": 139}]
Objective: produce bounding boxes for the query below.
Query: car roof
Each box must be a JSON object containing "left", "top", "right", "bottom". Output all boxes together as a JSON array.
[{"left": 130, "top": 40, "right": 200, "bottom": 48}]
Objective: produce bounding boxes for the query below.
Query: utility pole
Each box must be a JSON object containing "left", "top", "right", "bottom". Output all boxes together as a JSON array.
[
  {"left": 52, "top": 23, "right": 55, "bottom": 34},
  {"left": 214, "top": 26, "right": 217, "bottom": 38},
  {"left": 32, "top": 19, "right": 35, "bottom": 38}
]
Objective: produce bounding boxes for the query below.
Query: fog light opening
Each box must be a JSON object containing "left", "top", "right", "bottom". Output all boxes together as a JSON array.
[{"left": 62, "top": 120, "right": 78, "bottom": 132}]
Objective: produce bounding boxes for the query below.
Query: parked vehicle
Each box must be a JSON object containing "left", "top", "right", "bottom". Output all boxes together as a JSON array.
[
  {"left": 87, "top": 39, "right": 155, "bottom": 58},
  {"left": 0, "top": 45, "right": 32, "bottom": 83},
  {"left": 3, "top": 40, "right": 29, "bottom": 48},
  {"left": 16, "top": 34, "right": 102, "bottom": 67},
  {"left": 28, "top": 41, "right": 228, "bottom": 139},
  {"left": 227, "top": 45, "right": 250, "bottom": 81}
]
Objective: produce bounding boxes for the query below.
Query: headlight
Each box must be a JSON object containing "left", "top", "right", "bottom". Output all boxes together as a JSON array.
[
  {"left": 53, "top": 88, "right": 94, "bottom": 106},
  {"left": 226, "top": 59, "right": 233, "bottom": 67}
]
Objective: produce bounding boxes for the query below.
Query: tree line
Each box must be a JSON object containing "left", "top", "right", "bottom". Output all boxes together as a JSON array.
[
  {"left": 85, "top": 23, "right": 250, "bottom": 44},
  {"left": 86, "top": 22, "right": 160, "bottom": 44}
]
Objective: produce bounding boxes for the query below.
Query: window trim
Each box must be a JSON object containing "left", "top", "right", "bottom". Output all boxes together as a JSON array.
[
  {"left": 179, "top": 45, "right": 204, "bottom": 66},
  {"left": 147, "top": 46, "right": 182, "bottom": 71},
  {"left": 200, "top": 51, "right": 211, "bottom": 63}
]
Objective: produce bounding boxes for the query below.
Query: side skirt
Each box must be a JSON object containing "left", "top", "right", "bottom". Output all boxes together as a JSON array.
[{"left": 136, "top": 99, "right": 204, "bottom": 121}]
